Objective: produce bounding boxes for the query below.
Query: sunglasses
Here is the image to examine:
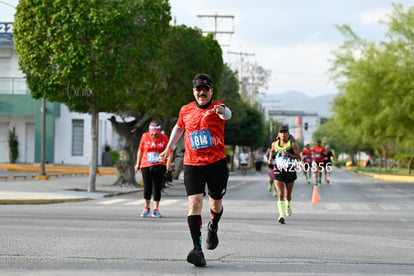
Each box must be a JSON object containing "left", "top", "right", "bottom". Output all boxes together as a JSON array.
[{"left": 195, "top": 86, "right": 211, "bottom": 92}]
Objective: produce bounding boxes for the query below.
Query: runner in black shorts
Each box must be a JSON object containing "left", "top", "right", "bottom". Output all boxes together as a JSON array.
[
  {"left": 184, "top": 158, "right": 229, "bottom": 199},
  {"left": 323, "top": 145, "right": 334, "bottom": 184},
  {"left": 158, "top": 73, "right": 232, "bottom": 267},
  {"left": 273, "top": 166, "right": 297, "bottom": 184},
  {"left": 267, "top": 125, "right": 300, "bottom": 224}
]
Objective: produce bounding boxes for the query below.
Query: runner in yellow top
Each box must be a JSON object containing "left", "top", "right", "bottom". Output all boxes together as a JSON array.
[{"left": 267, "top": 125, "right": 300, "bottom": 224}]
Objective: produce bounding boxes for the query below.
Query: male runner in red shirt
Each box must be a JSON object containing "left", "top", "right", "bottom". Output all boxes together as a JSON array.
[
  {"left": 313, "top": 139, "right": 326, "bottom": 186},
  {"left": 159, "top": 73, "right": 232, "bottom": 267}
]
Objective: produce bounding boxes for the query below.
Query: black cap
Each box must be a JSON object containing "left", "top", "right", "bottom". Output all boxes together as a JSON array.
[
  {"left": 278, "top": 125, "right": 289, "bottom": 132},
  {"left": 192, "top": 73, "right": 213, "bottom": 88}
]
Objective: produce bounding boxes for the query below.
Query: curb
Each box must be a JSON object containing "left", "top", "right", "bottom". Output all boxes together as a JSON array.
[
  {"left": 347, "top": 168, "right": 414, "bottom": 183},
  {"left": 0, "top": 189, "right": 143, "bottom": 205},
  {"left": 359, "top": 171, "right": 414, "bottom": 183},
  {"left": 0, "top": 198, "right": 92, "bottom": 205}
]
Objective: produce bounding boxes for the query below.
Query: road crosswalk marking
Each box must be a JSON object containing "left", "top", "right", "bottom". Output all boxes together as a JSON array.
[
  {"left": 97, "top": 199, "right": 129, "bottom": 205},
  {"left": 93, "top": 198, "right": 409, "bottom": 212},
  {"left": 99, "top": 198, "right": 182, "bottom": 206},
  {"left": 379, "top": 204, "right": 399, "bottom": 210},
  {"left": 324, "top": 203, "right": 342, "bottom": 210},
  {"left": 159, "top": 199, "right": 180, "bottom": 206},
  {"left": 125, "top": 200, "right": 144, "bottom": 206},
  {"left": 352, "top": 203, "right": 371, "bottom": 210}
]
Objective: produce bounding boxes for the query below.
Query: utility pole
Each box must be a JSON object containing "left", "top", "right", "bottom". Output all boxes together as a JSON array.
[
  {"left": 36, "top": 98, "right": 48, "bottom": 180},
  {"left": 197, "top": 13, "right": 234, "bottom": 47},
  {"left": 228, "top": 51, "right": 255, "bottom": 94}
]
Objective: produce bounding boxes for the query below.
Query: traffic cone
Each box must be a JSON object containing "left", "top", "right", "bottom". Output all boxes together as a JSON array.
[{"left": 311, "top": 185, "right": 319, "bottom": 203}]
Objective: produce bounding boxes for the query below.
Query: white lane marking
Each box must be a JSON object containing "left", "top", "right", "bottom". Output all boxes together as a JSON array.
[
  {"left": 161, "top": 199, "right": 180, "bottom": 206},
  {"left": 352, "top": 203, "right": 371, "bottom": 210},
  {"left": 125, "top": 199, "right": 145, "bottom": 205},
  {"left": 97, "top": 199, "right": 129, "bottom": 205},
  {"left": 379, "top": 204, "right": 399, "bottom": 210},
  {"left": 324, "top": 203, "right": 342, "bottom": 210}
]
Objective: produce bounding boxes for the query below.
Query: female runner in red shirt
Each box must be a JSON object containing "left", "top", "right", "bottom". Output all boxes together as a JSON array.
[{"left": 135, "top": 121, "right": 172, "bottom": 218}]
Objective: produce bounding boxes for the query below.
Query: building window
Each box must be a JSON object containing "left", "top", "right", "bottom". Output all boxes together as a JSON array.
[{"left": 72, "top": 119, "right": 84, "bottom": 156}]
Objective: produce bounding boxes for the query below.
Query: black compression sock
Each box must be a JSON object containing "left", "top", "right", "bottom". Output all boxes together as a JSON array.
[
  {"left": 187, "top": 215, "right": 202, "bottom": 249},
  {"left": 209, "top": 208, "right": 223, "bottom": 228}
]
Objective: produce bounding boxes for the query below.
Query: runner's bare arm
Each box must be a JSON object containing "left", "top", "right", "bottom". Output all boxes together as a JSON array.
[{"left": 158, "top": 125, "right": 184, "bottom": 161}]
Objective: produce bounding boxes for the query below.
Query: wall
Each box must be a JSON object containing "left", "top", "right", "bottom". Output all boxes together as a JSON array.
[{"left": 54, "top": 105, "right": 121, "bottom": 166}]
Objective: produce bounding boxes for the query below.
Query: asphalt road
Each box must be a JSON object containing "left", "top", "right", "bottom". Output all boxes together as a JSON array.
[{"left": 0, "top": 168, "right": 413, "bottom": 275}]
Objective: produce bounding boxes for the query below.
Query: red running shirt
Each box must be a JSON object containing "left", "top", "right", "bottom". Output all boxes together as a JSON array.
[
  {"left": 138, "top": 132, "right": 170, "bottom": 168},
  {"left": 301, "top": 149, "right": 313, "bottom": 164},
  {"left": 177, "top": 100, "right": 227, "bottom": 166},
  {"left": 312, "top": 145, "right": 326, "bottom": 163}
]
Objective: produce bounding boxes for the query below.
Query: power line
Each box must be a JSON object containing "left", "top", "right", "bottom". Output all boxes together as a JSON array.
[
  {"left": 228, "top": 51, "right": 255, "bottom": 95},
  {"left": 0, "top": 0, "right": 16, "bottom": 9},
  {"left": 197, "top": 13, "right": 235, "bottom": 37},
  {"left": 197, "top": 13, "right": 234, "bottom": 47},
  {"left": 273, "top": 71, "right": 325, "bottom": 78}
]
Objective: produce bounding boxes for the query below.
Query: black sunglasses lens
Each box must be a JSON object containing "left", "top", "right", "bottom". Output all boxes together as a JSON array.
[{"left": 196, "top": 86, "right": 209, "bottom": 92}]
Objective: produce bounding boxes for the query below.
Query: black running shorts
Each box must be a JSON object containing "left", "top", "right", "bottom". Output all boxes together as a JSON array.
[
  {"left": 273, "top": 167, "right": 297, "bottom": 183},
  {"left": 184, "top": 158, "right": 229, "bottom": 199}
]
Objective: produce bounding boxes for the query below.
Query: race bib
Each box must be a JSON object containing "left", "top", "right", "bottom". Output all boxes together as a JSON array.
[
  {"left": 315, "top": 153, "right": 321, "bottom": 158},
  {"left": 189, "top": 129, "right": 213, "bottom": 150},
  {"left": 305, "top": 157, "right": 312, "bottom": 163},
  {"left": 275, "top": 152, "right": 289, "bottom": 170},
  {"left": 275, "top": 151, "right": 298, "bottom": 170},
  {"left": 147, "top": 152, "right": 160, "bottom": 163}
]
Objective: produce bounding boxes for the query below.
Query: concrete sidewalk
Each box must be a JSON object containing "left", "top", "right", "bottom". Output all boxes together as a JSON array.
[{"left": 0, "top": 174, "right": 143, "bottom": 204}]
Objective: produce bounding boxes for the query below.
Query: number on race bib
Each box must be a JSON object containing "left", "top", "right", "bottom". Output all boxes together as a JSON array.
[
  {"left": 189, "top": 129, "right": 213, "bottom": 150},
  {"left": 147, "top": 152, "right": 160, "bottom": 163}
]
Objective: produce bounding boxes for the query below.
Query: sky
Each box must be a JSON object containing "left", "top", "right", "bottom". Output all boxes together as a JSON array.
[{"left": 1, "top": 0, "right": 413, "bottom": 97}]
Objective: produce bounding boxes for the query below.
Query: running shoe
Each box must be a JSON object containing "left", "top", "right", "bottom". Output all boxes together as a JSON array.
[
  {"left": 152, "top": 209, "right": 162, "bottom": 218},
  {"left": 278, "top": 216, "right": 285, "bottom": 224},
  {"left": 140, "top": 207, "right": 150, "bottom": 217},
  {"left": 187, "top": 248, "right": 206, "bottom": 267},
  {"left": 286, "top": 206, "right": 292, "bottom": 217},
  {"left": 206, "top": 222, "right": 219, "bottom": 250}
]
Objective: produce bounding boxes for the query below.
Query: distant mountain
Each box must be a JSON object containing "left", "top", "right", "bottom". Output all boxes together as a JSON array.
[{"left": 260, "top": 91, "right": 337, "bottom": 118}]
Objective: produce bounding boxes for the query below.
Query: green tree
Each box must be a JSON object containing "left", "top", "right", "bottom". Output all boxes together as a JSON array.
[
  {"left": 108, "top": 24, "right": 226, "bottom": 183},
  {"left": 14, "top": 0, "right": 171, "bottom": 190},
  {"left": 329, "top": 3, "right": 414, "bottom": 172},
  {"left": 145, "top": 25, "right": 224, "bottom": 117}
]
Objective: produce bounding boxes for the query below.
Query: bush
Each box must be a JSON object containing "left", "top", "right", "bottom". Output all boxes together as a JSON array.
[
  {"left": 8, "top": 127, "right": 19, "bottom": 163},
  {"left": 111, "top": 150, "right": 120, "bottom": 165},
  {"left": 104, "top": 144, "right": 112, "bottom": 152},
  {"left": 394, "top": 153, "right": 411, "bottom": 169},
  {"left": 333, "top": 160, "right": 345, "bottom": 168}
]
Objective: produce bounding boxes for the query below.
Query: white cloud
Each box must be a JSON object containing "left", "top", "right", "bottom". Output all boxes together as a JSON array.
[
  {"left": 230, "top": 42, "right": 338, "bottom": 97},
  {"left": 358, "top": 9, "right": 389, "bottom": 25}
]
